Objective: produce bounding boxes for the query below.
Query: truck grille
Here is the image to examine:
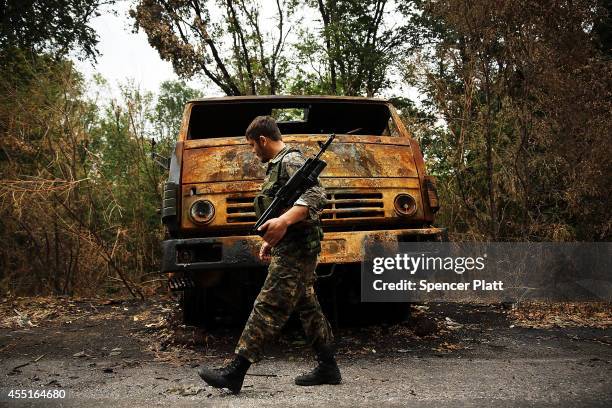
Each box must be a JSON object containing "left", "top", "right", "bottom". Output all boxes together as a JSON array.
[
  {"left": 322, "top": 192, "right": 384, "bottom": 219},
  {"left": 226, "top": 191, "right": 385, "bottom": 223},
  {"left": 226, "top": 195, "right": 257, "bottom": 223}
]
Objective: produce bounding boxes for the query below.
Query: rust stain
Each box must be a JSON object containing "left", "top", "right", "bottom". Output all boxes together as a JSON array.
[{"left": 182, "top": 137, "right": 417, "bottom": 184}]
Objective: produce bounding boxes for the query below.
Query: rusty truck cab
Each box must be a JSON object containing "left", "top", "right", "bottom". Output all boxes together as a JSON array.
[{"left": 160, "top": 96, "right": 444, "bottom": 323}]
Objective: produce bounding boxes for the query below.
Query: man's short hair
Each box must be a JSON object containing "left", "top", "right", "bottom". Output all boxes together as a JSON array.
[{"left": 245, "top": 115, "right": 282, "bottom": 141}]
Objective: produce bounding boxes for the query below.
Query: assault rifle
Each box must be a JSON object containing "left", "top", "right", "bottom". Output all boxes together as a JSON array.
[{"left": 251, "top": 133, "right": 336, "bottom": 236}]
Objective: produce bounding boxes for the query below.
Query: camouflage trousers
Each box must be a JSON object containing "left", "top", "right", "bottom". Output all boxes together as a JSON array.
[{"left": 235, "top": 245, "right": 334, "bottom": 363}]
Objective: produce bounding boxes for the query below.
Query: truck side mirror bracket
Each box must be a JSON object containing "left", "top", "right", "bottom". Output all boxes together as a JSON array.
[{"left": 150, "top": 138, "right": 170, "bottom": 170}]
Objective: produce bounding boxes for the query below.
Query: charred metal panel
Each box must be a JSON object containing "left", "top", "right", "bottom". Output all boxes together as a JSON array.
[
  {"left": 181, "top": 135, "right": 418, "bottom": 184},
  {"left": 161, "top": 236, "right": 263, "bottom": 273},
  {"left": 323, "top": 142, "right": 417, "bottom": 178},
  {"left": 388, "top": 105, "right": 437, "bottom": 221},
  {"left": 161, "top": 141, "right": 184, "bottom": 236},
  {"left": 178, "top": 104, "right": 192, "bottom": 142},
  {"left": 183, "top": 134, "right": 410, "bottom": 149},
  {"left": 424, "top": 176, "right": 440, "bottom": 213},
  {"left": 168, "top": 275, "right": 195, "bottom": 291},
  {"left": 161, "top": 182, "right": 178, "bottom": 218},
  {"left": 322, "top": 178, "right": 420, "bottom": 189},
  {"left": 187, "top": 95, "right": 390, "bottom": 104},
  {"left": 182, "top": 144, "right": 264, "bottom": 183},
  {"left": 161, "top": 227, "right": 445, "bottom": 273}
]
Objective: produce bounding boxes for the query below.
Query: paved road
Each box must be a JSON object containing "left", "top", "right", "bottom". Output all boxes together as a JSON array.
[{"left": 1, "top": 299, "right": 611, "bottom": 407}]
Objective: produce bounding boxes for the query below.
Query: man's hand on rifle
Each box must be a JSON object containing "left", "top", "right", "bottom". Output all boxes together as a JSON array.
[
  {"left": 258, "top": 217, "right": 289, "bottom": 246},
  {"left": 258, "top": 205, "right": 309, "bottom": 246}
]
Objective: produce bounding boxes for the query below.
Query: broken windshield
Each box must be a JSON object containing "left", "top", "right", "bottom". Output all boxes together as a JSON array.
[{"left": 187, "top": 100, "right": 393, "bottom": 139}]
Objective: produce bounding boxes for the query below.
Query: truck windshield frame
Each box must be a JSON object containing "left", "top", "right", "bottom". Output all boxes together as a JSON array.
[{"left": 187, "top": 100, "right": 394, "bottom": 139}]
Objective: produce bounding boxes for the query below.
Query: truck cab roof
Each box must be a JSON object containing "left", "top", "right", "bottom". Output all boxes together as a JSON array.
[{"left": 187, "top": 95, "right": 389, "bottom": 104}]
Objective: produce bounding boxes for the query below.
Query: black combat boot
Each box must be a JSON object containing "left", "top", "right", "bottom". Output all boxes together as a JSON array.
[
  {"left": 295, "top": 344, "right": 341, "bottom": 386},
  {"left": 197, "top": 354, "right": 251, "bottom": 394}
]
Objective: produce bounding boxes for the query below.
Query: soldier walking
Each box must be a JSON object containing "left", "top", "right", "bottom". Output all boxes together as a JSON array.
[{"left": 197, "top": 116, "right": 341, "bottom": 394}]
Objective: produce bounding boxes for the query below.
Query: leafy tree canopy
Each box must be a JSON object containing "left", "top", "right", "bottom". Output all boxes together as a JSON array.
[{"left": 0, "top": 0, "right": 113, "bottom": 61}]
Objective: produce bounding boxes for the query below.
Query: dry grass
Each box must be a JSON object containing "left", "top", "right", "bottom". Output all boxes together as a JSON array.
[{"left": 509, "top": 301, "right": 612, "bottom": 329}]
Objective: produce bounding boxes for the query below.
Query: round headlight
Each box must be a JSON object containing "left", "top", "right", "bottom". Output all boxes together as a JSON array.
[
  {"left": 394, "top": 194, "right": 417, "bottom": 216},
  {"left": 189, "top": 199, "right": 215, "bottom": 224}
]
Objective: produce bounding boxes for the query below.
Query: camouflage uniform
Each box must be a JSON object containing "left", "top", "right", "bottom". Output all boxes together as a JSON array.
[{"left": 235, "top": 146, "right": 334, "bottom": 363}]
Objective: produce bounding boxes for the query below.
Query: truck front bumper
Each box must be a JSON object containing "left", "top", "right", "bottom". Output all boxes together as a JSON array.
[{"left": 161, "top": 227, "right": 446, "bottom": 273}]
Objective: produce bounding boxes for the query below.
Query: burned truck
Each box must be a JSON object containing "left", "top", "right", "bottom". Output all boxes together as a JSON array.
[{"left": 159, "top": 96, "right": 445, "bottom": 324}]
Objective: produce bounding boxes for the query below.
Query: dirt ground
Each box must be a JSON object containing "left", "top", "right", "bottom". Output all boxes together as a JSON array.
[{"left": 0, "top": 296, "right": 611, "bottom": 407}]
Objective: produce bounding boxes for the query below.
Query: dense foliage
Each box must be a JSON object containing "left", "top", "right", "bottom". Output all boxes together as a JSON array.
[{"left": 0, "top": 53, "right": 200, "bottom": 296}]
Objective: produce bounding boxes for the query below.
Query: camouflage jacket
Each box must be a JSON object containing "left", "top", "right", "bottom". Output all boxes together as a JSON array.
[{"left": 264, "top": 145, "right": 327, "bottom": 223}]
